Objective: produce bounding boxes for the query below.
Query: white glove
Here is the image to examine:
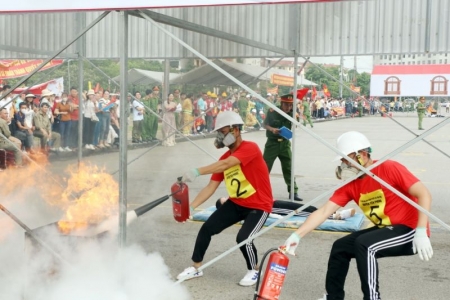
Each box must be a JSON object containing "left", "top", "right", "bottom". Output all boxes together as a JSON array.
[
  {"left": 182, "top": 168, "right": 200, "bottom": 183},
  {"left": 412, "top": 227, "right": 433, "bottom": 261},
  {"left": 282, "top": 232, "right": 301, "bottom": 256}
]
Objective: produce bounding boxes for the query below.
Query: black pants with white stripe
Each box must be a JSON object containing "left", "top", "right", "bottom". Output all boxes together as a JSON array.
[
  {"left": 325, "top": 225, "right": 415, "bottom": 300},
  {"left": 192, "top": 199, "right": 268, "bottom": 270}
]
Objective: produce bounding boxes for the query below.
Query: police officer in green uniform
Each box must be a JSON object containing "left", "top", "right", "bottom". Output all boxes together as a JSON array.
[
  {"left": 417, "top": 96, "right": 426, "bottom": 130},
  {"left": 263, "top": 93, "right": 302, "bottom": 201},
  {"left": 300, "top": 97, "right": 313, "bottom": 128},
  {"left": 357, "top": 98, "right": 363, "bottom": 117},
  {"left": 141, "top": 86, "right": 160, "bottom": 141}
]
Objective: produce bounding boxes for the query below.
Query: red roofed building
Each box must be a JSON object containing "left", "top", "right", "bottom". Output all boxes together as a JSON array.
[{"left": 370, "top": 64, "right": 450, "bottom": 97}]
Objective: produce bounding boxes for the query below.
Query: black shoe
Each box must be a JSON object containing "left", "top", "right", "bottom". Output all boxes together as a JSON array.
[{"left": 289, "top": 193, "right": 303, "bottom": 201}]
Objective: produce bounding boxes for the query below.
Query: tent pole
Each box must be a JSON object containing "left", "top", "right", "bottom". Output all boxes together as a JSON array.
[
  {"left": 77, "top": 12, "right": 86, "bottom": 166},
  {"left": 118, "top": 10, "right": 129, "bottom": 248},
  {"left": 290, "top": 54, "right": 299, "bottom": 202}
]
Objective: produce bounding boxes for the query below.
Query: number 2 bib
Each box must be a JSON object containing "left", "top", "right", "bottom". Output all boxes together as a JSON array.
[
  {"left": 224, "top": 165, "right": 256, "bottom": 199},
  {"left": 359, "top": 189, "right": 392, "bottom": 227}
]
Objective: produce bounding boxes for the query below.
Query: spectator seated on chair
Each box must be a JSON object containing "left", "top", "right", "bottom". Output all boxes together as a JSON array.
[
  {"left": 0, "top": 107, "right": 23, "bottom": 167},
  {"left": 33, "top": 102, "right": 62, "bottom": 153},
  {"left": 14, "top": 102, "right": 35, "bottom": 153}
]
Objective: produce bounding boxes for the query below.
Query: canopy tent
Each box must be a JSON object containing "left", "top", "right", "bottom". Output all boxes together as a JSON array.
[
  {"left": 171, "top": 60, "right": 317, "bottom": 86},
  {"left": 0, "top": 1, "right": 330, "bottom": 13},
  {"left": 112, "top": 68, "right": 180, "bottom": 86}
]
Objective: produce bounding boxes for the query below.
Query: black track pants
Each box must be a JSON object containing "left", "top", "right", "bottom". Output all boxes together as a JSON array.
[
  {"left": 325, "top": 225, "right": 415, "bottom": 300},
  {"left": 192, "top": 199, "right": 268, "bottom": 270}
]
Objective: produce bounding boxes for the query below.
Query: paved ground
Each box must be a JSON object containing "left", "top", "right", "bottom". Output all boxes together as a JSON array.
[{"left": 10, "top": 112, "right": 450, "bottom": 299}]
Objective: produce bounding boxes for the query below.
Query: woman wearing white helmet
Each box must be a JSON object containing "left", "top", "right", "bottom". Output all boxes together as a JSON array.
[
  {"left": 178, "top": 111, "right": 273, "bottom": 287},
  {"left": 282, "top": 131, "right": 433, "bottom": 300}
]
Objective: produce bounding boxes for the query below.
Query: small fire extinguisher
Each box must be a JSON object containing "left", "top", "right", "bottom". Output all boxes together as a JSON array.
[
  {"left": 171, "top": 177, "right": 190, "bottom": 223},
  {"left": 254, "top": 247, "right": 290, "bottom": 300}
]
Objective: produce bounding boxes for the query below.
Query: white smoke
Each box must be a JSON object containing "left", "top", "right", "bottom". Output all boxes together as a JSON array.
[{"left": 0, "top": 206, "right": 190, "bottom": 300}]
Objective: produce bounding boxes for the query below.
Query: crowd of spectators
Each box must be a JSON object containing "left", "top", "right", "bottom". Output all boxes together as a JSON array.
[
  {"left": 1, "top": 81, "right": 429, "bottom": 170},
  {"left": 129, "top": 89, "right": 269, "bottom": 145},
  {"left": 0, "top": 84, "right": 123, "bottom": 169}
]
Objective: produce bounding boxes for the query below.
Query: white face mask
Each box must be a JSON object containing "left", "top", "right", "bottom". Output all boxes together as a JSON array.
[
  {"left": 214, "top": 130, "right": 236, "bottom": 148},
  {"left": 20, "top": 109, "right": 27, "bottom": 114},
  {"left": 335, "top": 162, "right": 360, "bottom": 181}
]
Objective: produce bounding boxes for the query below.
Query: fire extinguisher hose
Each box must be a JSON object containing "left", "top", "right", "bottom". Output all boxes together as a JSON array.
[
  {"left": 134, "top": 185, "right": 182, "bottom": 217},
  {"left": 253, "top": 247, "right": 280, "bottom": 300}
]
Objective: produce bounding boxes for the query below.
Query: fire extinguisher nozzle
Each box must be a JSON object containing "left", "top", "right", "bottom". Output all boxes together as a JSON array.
[{"left": 134, "top": 195, "right": 170, "bottom": 217}]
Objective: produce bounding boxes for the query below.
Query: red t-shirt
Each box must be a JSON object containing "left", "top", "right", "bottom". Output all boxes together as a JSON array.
[
  {"left": 68, "top": 96, "right": 79, "bottom": 121},
  {"left": 330, "top": 160, "right": 423, "bottom": 230},
  {"left": 194, "top": 117, "right": 205, "bottom": 127},
  {"left": 220, "top": 101, "right": 232, "bottom": 112},
  {"left": 206, "top": 98, "right": 215, "bottom": 116},
  {"left": 211, "top": 141, "right": 273, "bottom": 213}
]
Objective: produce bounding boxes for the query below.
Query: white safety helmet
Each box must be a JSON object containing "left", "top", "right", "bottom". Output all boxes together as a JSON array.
[
  {"left": 213, "top": 111, "right": 244, "bottom": 131},
  {"left": 334, "top": 131, "right": 371, "bottom": 161}
]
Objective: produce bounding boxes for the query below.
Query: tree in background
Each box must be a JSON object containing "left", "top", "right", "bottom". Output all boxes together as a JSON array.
[{"left": 304, "top": 64, "right": 371, "bottom": 98}]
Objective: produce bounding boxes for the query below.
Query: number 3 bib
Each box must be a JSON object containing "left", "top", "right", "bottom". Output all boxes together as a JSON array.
[{"left": 224, "top": 165, "right": 256, "bottom": 199}]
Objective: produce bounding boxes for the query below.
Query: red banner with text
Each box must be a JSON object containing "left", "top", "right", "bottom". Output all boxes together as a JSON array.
[{"left": 0, "top": 60, "right": 64, "bottom": 79}]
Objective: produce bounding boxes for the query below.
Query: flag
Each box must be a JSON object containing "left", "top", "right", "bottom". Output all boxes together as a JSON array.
[
  {"left": 312, "top": 86, "right": 317, "bottom": 99},
  {"left": 11, "top": 77, "right": 64, "bottom": 96},
  {"left": 296, "top": 88, "right": 309, "bottom": 100},
  {"left": 350, "top": 84, "right": 361, "bottom": 93},
  {"left": 94, "top": 83, "right": 102, "bottom": 93},
  {"left": 322, "top": 84, "right": 331, "bottom": 97}
]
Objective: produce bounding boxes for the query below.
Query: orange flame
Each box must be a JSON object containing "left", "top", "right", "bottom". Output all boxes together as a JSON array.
[{"left": 57, "top": 163, "right": 119, "bottom": 234}]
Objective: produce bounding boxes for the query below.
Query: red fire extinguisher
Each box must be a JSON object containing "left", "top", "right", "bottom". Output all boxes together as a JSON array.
[
  {"left": 254, "top": 247, "right": 290, "bottom": 300},
  {"left": 171, "top": 177, "right": 190, "bottom": 223}
]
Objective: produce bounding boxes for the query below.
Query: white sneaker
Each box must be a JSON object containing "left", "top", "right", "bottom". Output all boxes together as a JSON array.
[
  {"left": 239, "top": 269, "right": 258, "bottom": 286},
  {"left": 176, "top": 266, "right": 203, "bottom": 281},
  {"left": 332, "top": 208, "right": 356, "bottom": 220},
  {"left": 89, "top": 144, "right": 95, "bottom": 150},
  {"left": 57, "top": 147, "right": 65, "bottom": 152},
  {"left": 317, "top": 294, "right": 327, "bottom": 300},
  {"left": 85, "top": 144, "right": 91, "bottom": 150},
  {"left": 64, "top": 147, "right": 71, "bottom": 152}
]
